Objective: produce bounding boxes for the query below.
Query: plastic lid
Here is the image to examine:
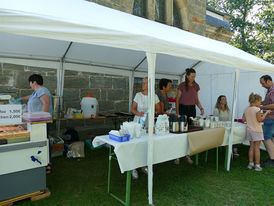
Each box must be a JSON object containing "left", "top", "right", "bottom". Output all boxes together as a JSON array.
[{"left": 86, "top": 93, "right": 94, "bottom": 97}]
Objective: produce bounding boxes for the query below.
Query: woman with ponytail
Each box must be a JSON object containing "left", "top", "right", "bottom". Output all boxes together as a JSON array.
[{"left": 174, "top": 68, "right": 204, "bottom": 165}]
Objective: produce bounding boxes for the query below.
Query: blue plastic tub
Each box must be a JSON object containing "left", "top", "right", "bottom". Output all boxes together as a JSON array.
[{"left": 109, "top": 134, "right": 130, "bottom": 142}]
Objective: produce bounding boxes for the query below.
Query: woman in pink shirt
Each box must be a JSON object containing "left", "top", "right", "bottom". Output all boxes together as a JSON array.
[
  {"left": 243, "top": 93, "right": 270, "bottom": 171},
  {"left": 176, "top": 68, "right": 204, "bottom": 121},
  {"left": 174, "top": 68, "right": 204, "bottom": 165}
]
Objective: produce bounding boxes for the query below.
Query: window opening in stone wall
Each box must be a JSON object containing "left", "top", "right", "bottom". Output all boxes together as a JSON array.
[
  {"left": 173, "top": 1, "right": 182, "bottom": 28},
  {"left": 155, "top": 0, "right": 165, "bottom": 23},
  {"left": 133, "top": 0, "right": 147, "bottom": 18}
]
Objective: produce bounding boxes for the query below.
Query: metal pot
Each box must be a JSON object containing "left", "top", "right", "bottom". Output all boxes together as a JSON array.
[{"left": 171, "top": 122, "right": 179, "bottom": 132}]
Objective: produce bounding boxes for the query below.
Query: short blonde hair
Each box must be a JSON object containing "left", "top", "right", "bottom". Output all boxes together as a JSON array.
[{"left": 249, "top": 93, "right": 262, "bottom": 105}]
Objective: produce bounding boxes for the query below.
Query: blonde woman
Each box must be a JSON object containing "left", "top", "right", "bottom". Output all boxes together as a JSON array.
[
  {"left": 131, "top": 77, "right": 161, "bottom": 179},
  {"left": 213, "top": 95, "right": 231, "bottom": 121}
]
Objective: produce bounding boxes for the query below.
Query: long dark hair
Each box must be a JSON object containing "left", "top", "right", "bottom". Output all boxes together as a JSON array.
[{"left": 185, "top": 68, "right": 196, "bottom": 91}]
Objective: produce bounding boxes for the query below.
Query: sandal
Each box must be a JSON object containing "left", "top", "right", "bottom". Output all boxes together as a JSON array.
[{"left": 46, "top": 163, "right": 52, "bottom": 174}]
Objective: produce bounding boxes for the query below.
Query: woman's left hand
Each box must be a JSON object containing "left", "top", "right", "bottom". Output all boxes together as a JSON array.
[{"left": 200, "top": 108, "right": 204, "bottom": 115}]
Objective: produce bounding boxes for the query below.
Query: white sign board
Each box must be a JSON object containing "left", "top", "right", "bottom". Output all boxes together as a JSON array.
[{"left": 0, "top": 105, "right": 22, "bottom": 125}]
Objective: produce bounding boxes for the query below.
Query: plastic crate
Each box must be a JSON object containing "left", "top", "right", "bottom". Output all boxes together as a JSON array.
[
  {"left": 85, "top": 139, "right": 103, "bottom": 150},
  {"left": 109, "top": 133, "right": 130, "bottom": 142}
]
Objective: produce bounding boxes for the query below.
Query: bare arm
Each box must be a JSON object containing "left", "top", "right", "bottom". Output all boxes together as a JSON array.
[
  {"left": 242, "top": 113, "right": 246, "bottom": 122},
  {"left": 21, "top": 95, "right": 31, "bottom": 101},
  {"left": 175, "top": 89, "right": 181, "bottom": 115},
  {"left": 40, "top": 94, "right": 50, "bottom": 112},
  {"left": 159, "top": 101, "right": 171, "bottom": 116},
  {"left": 159, "top": 101, "right": 165, "bottom": 114},
  {"left": 196, "top": 92, "right": 204, "bottom": 115},
  {"left": 155, "top": 102, "right": 161, "bottom": 115},
  {"left": 261, "top": 104, "right": 274, "bottom": 110},
  {"left": 132, "top": 101, "right": 144, "bottom": 117},
  {"left": 256, "top": 110, "right": 271, "bottom": 122}
]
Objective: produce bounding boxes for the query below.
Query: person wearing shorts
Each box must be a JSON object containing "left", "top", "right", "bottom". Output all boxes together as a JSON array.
[
  {"left": 242, "top": 93, "right": 270, "bottom": 171},
  {"left": 260, "top": 75, "right": 274, "bottom": 167}
]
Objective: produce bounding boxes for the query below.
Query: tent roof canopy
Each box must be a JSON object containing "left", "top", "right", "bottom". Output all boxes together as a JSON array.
[{"left": 0, "top": 0, "right": 273, "bottom": 75}]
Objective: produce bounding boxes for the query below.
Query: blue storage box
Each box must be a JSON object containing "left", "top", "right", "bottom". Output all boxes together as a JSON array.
[{"left": 109, "top": 134, "right": 130, "bottom": 142}]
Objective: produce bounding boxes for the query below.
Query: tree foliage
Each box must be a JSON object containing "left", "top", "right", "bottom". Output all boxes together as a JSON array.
[{"left": 207, "top": 0, "right": 273, "bottom": 63}]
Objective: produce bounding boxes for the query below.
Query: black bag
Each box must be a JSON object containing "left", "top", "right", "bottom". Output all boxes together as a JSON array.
[{"left": 63, "top": 127, "right": 79, "bottom": 142}]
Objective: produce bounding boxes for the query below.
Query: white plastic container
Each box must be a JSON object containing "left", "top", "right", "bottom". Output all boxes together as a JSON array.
[{"left": 80, "top": 97, "right": 98, "bottom": 118}]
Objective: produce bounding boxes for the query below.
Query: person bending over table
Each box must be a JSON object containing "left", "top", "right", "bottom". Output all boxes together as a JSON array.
[
  {"left": 156, "top": 78, "right": 172, "bottom": 115},
  {"left": 213, "top": 95, "right": 239, "bottom": 156},
  {"left": 175, "top": 68, "right": 204, "bottom": 165},
  {"left": 14, "top": 74, "right": 53, "bottom": 174},
  {"left": 131, "top": 77, "right": 161, "bottom": 179}
]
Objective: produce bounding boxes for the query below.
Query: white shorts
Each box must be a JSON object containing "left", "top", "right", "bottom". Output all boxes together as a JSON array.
[{"left": 246, "top": 129, "right": 264, "bottom": 142}]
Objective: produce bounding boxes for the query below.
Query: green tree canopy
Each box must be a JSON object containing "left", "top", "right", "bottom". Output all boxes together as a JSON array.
[{"left": 207, "top": 0, "right": 273, "bottom": 63}]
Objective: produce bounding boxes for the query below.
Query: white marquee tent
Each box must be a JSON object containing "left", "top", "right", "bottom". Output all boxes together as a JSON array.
[{"left": 0, "top": 0, "right": 273, "bottom": 205}]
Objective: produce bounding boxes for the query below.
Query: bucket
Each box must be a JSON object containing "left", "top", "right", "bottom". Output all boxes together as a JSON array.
[{"left": 80, "top": 97, "right": 98, "bottom": 118}]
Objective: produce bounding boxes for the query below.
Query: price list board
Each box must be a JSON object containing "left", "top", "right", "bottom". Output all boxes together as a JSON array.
[{"left": 0, "top": 105, "right": 22, "bottom": 125}]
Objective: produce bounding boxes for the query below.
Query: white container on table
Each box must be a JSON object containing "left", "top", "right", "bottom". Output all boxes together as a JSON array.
[{"left": 81, "top": 97, "right": 98, "bottom": 118}]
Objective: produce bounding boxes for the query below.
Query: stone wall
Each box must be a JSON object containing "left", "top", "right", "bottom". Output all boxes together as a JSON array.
[
  {"left": 88, "top": 0, "right": 207, "bottom": 36},
  {"left": 63, "top": 70, "right": 129, "bottom": 113},
  {"left": 0, "top": 63, "right": 178, "bottom": 139},
  {"left": 175, "top": 0, "right": 206, "bottom": 35},
  {"left": 0, "top": 63, "right": 57, "bottom": 99}
]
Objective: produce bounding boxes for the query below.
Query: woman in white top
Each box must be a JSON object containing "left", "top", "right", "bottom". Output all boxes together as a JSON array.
[
  {"left": 213, "top": 95, "right": 231, "bottom": 121},
  {"left": 213, "top": 95, "right": 241, "bottom": 156},
  {"left": 131, "top": 77, "right": 160, "bottom": 179},
  {"left": 132, "top": 77, "right": 161, "bottom": 122}
]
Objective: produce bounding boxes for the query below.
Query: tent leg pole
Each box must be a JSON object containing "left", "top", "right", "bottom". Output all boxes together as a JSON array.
[
  {"left": 146, "top": 52, "right": 156, "bottom": 206},
  {"left": 227, "top": 69, "right": 240, "bottom": 171}
]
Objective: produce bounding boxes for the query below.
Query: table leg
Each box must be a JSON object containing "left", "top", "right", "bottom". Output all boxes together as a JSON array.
[
  {"left": 216, "top": 147, "right": 219, "bottom": 173},
  {"left": 108, "top": 146, "right": 112, "bottom": 193},
  {"left": 195, "top": 154, "right": 199, "bottom": 166},
  {"left": 125, "top": 171, "right": 131, "bottom": 206},
  {"left": 224, "top": 146, "right": 228, "bottom": 169},
  {"left": 205, "top": 151, "right": 208, "bottom": 162}
]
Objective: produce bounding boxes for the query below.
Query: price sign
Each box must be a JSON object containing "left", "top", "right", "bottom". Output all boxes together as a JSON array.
[{"left": 0, "top": 105, "right": 22, "bottom": 125}]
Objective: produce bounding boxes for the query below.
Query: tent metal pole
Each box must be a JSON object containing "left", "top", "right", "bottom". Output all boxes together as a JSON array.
[
  {"left": 133, "top": 56, "right": 146, "bottom": 71},
  {"left": 129, "top": 71, "right": 135, "bottom": 113},
  {"left": 146, "top": 52, "right": 156, "bottom": 205},
  {"left": 227, "top": 68, "right": 240, "bottom": 171}
]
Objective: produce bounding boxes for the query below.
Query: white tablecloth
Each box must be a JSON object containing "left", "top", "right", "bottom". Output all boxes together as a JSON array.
[
  {"left": 222, "top": 122, "right": 246, "bottom": 146},
  {"left": 93, "top": 133, "right": 189, "bottom": 173},
  {"left": 93, "top": 123, "right": 247, "bottom": 173}
]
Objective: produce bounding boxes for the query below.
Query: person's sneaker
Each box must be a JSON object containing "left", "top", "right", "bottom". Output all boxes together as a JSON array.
[
  {"left": 132, "top": 169, "right": 139, "bottom": 179},
  {"left": 261, "top": 159, "right": 274, "bottom": 167},
  {"left": 254, "top": 165, "right": 262, "bottom": 172},
  {"left": 233, "top": 148, "right": 240, "bottom": 157},
  {"left": 141, "top": 167, "right": 148, "bottom": 175},
  {"left": 174, "top": 158, "right": 180, "bottom": 165},
  {"left": 185, "top": 156, "right": 194, "bottom": 164},
  {"left": 247, "top": 163, "right": 254, "bottom": 169}
]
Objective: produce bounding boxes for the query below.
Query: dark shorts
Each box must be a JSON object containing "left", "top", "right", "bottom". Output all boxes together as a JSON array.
[
  {"left": 263, "top": 119, "right": 274, "bottom": 140},
  {"left": 179, "top": 104, "right": 196, "bottom": 125}
]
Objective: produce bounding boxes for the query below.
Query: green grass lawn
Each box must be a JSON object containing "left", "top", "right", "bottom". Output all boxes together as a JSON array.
[{"left": 17, "top": 145, "right": 274, "bottom": 206}]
